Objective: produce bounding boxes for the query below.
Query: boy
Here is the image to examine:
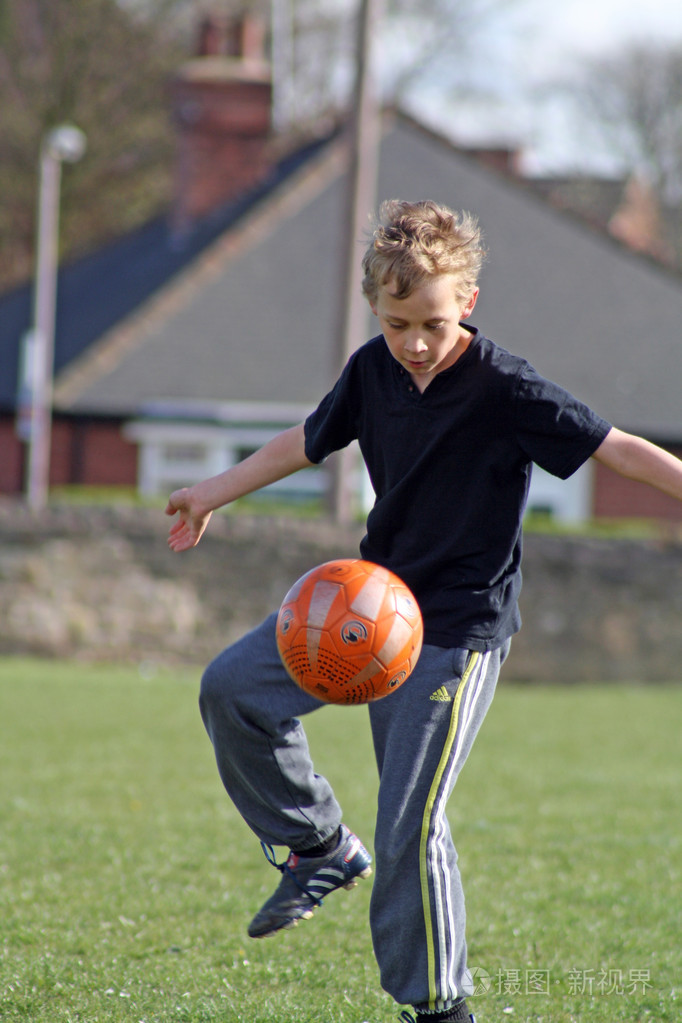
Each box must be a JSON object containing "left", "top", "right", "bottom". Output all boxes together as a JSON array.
[{"left": 166, "top": 200, "right": 682, "bottom": 1023}]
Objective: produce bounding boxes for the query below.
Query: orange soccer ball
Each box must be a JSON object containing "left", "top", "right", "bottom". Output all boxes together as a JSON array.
[{"left": 275, "top": 559, "right": 423, "bottom": 705}]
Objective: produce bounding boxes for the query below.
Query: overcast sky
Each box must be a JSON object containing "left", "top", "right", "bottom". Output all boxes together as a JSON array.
[
  {"left": 403, "top": 0, "right": 682, "bottom": 175},
  {"left": 517, "top": 0, "right": 682, "bottom": 67}
]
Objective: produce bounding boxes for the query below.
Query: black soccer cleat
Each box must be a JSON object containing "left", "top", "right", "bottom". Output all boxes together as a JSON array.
[
  {"left": 248, "top": 824, "right": 372, "bottom": 938},
  {"left": 398, "top": 1000, "right": 476, "bottom": 1023}
]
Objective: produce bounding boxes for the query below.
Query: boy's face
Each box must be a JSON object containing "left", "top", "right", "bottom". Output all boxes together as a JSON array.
[{"left": 370, "top": 274, "right": 478, "bottom": 392}]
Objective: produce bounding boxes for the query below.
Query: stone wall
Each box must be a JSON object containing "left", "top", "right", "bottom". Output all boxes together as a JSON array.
[{"left": 1, "top": 502, "right": 681, "bottom": 683}]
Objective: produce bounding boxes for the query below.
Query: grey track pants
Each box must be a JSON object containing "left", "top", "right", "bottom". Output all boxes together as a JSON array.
[{"left": 199, "top": 612, "right": 508, "bottom": 1010}]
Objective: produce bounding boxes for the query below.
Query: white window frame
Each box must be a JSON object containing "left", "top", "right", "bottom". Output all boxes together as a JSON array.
[{"left": 526, "top": 461, "right": 593, "bottom": 524}]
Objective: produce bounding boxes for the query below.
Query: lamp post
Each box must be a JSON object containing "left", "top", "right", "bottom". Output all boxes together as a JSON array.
[{"left": 25, "top": 124, "right": 86, "bottom": 511}]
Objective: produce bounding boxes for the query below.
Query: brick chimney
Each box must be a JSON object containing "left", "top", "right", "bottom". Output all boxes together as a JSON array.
[
  {"left": 170, "top": 13, "right": 273, "bottom": 234},
  {"left": 608, "top": 176, "right": 674, "bottom": 265},
  {"left": 466, "top": 146, "right": 522, "bottom": 178}
]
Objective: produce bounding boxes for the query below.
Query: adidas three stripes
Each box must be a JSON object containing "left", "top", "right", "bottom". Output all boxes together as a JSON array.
[{"left": 368, "top": 642, "right": 508, "bottom": 1010}]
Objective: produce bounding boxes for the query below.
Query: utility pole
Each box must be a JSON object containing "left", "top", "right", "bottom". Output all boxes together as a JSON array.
[{"left": 331, "top": 0, "right": 384, "bottom": 524}]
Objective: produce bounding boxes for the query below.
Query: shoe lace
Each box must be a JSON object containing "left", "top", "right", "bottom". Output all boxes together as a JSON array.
[{"left": 260, "top": 842, "right": 324, "bottom": 908}]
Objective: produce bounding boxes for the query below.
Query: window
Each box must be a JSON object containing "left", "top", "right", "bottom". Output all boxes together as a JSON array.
[{"left": 161, "top": 443, "right": 207, "bottom": 463}]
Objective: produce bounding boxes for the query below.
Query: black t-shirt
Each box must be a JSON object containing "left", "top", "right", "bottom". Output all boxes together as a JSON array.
[{"left": 304, "top": 329, "right": 611, "bottom": 650}]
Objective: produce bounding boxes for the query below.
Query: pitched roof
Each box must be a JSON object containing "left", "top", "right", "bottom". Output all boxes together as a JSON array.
[
  {"left": 17, "top": 113, "right": 682, "bottom": 440},
  {"left": 53, "top": 136, "right": 348, "bottom": 415},
  {"left": 0, "top": 135, "right": 332, "bottom": 414}
]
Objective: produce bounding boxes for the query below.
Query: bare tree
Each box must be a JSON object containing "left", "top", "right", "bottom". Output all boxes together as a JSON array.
[
  {"left": 270, "top": 0, "right": 515, "bottom": 136},
  {"left": 382, "top": 0, "right": 514, "bottom": 102},
  {"left": 0, "top": 0, "right": 184, "bottom": 290},
  {"left": 574, "top": 41, "right": 682, "bottom": 204},
  {"left": 0, "top": 0, "right": 515, "bottom": 292}
]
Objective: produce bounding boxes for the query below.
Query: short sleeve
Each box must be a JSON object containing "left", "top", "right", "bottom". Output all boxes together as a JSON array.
[
  {"left": 514, "top": 363, "right": 611, "bottom": 479},
  {"left": 304, "top": 356, "right": 360, "bottom": 464}
]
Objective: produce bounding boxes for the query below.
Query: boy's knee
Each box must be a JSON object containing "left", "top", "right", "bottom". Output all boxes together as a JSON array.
[{"left": 199, "top": 651, "right": 237, "bottom": 718}]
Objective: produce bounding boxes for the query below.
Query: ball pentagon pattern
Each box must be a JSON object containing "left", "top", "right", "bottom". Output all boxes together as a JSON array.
[{"left": 275, "top": 559, "right": 423, "bottom": 704}]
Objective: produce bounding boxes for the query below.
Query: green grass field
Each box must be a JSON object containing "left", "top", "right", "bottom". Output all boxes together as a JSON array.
[{"left": 0, "top": 660, "right": 679, "bottom": 1023}]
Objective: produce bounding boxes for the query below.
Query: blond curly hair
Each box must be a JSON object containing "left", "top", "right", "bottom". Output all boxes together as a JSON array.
[{"left": 361, "top": 199, "right": 485, "bottom": 304}]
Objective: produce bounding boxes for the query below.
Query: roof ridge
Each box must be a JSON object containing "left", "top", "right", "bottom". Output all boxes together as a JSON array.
[{"left": 53, "top": 137, "right": 348, "bottom": 409}]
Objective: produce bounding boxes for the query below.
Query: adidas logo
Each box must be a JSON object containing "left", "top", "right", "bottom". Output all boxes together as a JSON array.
[{"left": 429, "top": 685, "right": 452, "bottom": 702}]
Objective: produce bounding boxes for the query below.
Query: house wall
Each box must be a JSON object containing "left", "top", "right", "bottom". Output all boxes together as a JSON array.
[
  {"left": 0, "top": 415, "right": 137, "bottom": 494},
  {"left": 49, "top": 419, "right": 138, "bottom": 487},
  {"left": 593, "top": 449, "right": 682, "bottom": 522},
  {"left": 0, "top": 418, "right": 26, "bottom": 493},
  {"left": 3, "top": 414, "right": 682, "bottom": 523},
  {"left": 124, "top": 416, "right": 325, "bottom": 500}
]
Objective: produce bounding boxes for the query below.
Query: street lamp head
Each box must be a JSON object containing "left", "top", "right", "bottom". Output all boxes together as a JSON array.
[{"left": 44, "top": 125, "right": 87, "bottom": 163}]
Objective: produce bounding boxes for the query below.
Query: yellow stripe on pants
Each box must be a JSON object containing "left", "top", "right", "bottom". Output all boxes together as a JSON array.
[{"left": 418, "top": 651, "right": 481, "bottom": 1008}]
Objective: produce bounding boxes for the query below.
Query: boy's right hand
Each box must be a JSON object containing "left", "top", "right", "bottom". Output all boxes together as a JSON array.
[{"left": 165, "top": 487, "right": 213, "bottom": 552}]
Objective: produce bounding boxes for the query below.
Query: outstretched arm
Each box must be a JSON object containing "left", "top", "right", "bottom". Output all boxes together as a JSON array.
[
  {"left": 592, "top": 427, "right": 682, "bottom": 503},
  {"left": 165, "top": 423, "right": 313, "bottom": 552}
]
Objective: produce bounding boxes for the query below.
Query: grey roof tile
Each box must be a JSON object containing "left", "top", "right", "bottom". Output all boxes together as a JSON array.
[{"left": 53, "top": 115, "right": 682, "bottom": 439}]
